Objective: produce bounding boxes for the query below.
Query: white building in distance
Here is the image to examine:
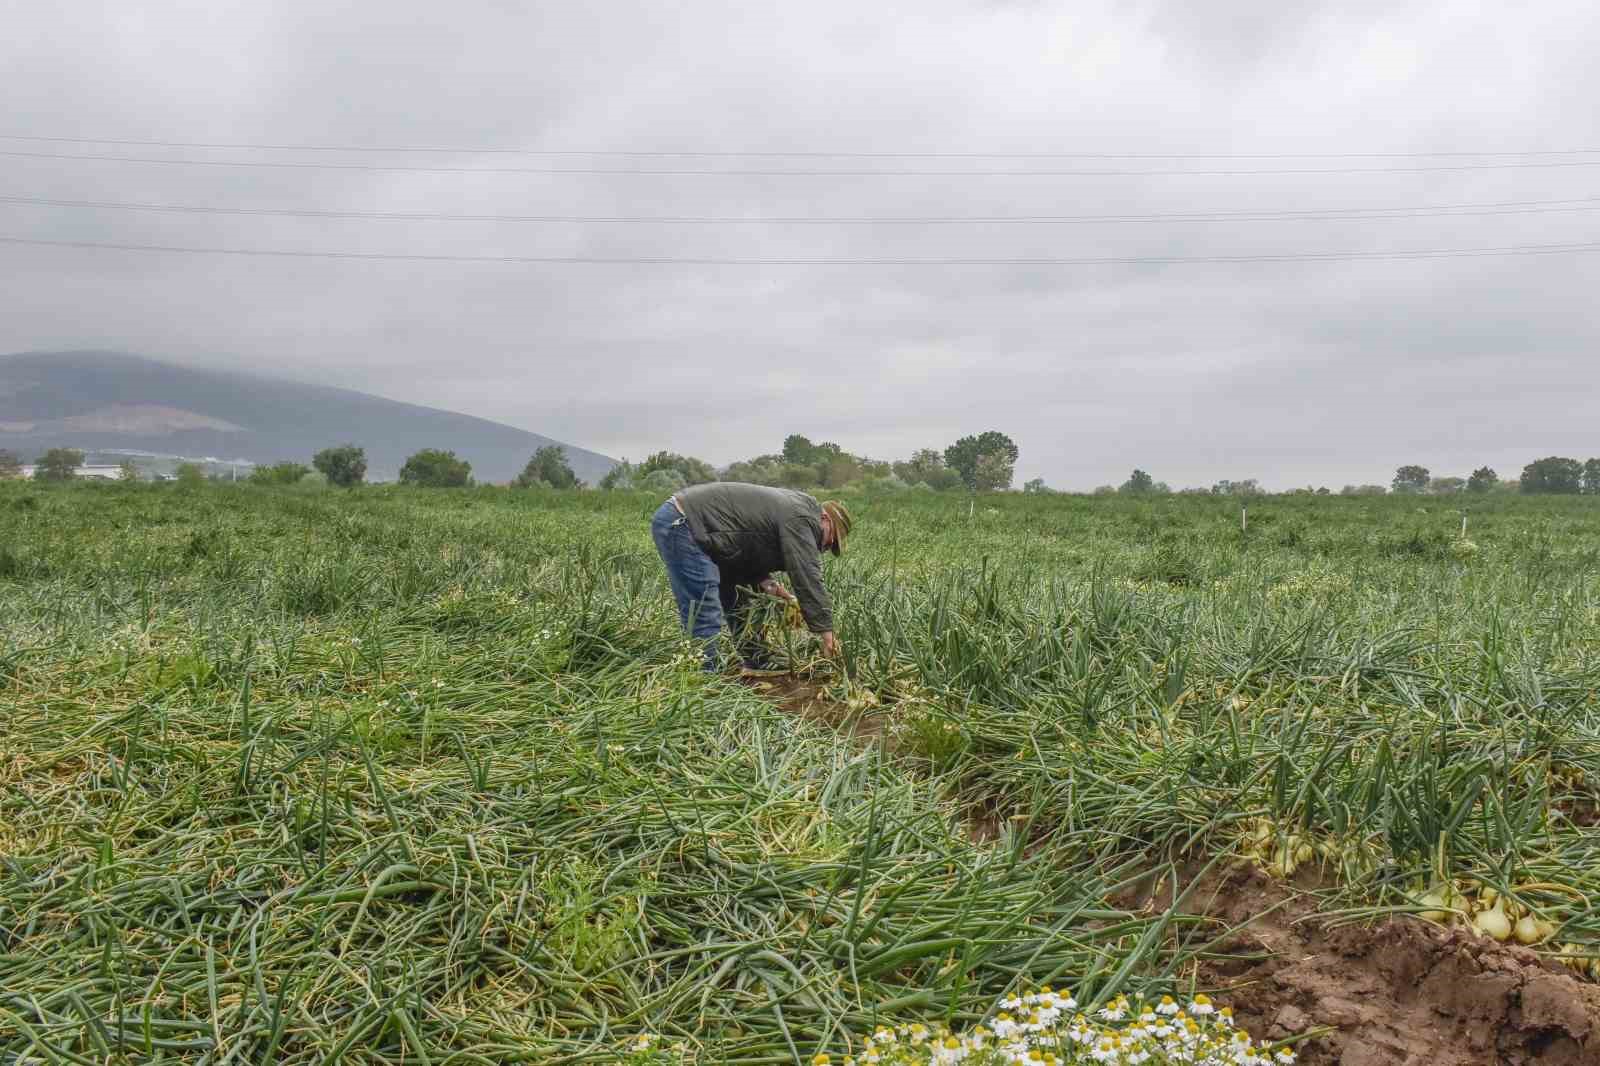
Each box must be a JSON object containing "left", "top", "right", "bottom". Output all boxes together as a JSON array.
[{"left": 16, "top": 465, "right": 125, "bottom": 480}]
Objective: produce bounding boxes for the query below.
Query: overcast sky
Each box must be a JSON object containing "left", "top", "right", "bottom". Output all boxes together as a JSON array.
[{"left": 4, "top": 0, "right": 1599, "bottom": 489}]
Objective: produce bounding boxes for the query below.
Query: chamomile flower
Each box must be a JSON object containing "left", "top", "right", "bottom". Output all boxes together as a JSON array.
[{"left": 1096, "top": 996, "right": 1129, "bottom": 1022}]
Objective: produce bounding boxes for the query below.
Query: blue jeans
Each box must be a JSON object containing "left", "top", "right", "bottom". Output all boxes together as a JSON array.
[{"left": 651, "top": 500, "right": 725, "bottom": 670}]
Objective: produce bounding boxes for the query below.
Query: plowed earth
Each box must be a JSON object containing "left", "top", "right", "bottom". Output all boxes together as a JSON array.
[{"left": 1188, "top": 865, "right": 1600, "bottom": 1065}]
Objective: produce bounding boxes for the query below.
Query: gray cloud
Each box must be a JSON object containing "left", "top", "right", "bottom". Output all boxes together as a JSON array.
[{"left": 4, "top": 0, "right": 1599, "bottom": 488}]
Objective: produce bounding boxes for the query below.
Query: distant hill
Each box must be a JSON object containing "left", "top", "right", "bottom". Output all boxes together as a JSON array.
[{"left": 0, "top": 351, "right": 615, "bottom": 484}]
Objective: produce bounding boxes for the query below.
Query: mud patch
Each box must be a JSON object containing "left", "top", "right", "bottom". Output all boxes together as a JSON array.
[
  {"left": 739, "top": 673, "right": 891, "bottom": 741},
  {"left": 1175, "top": 864, "right": 1600, "bottom": 1065}
]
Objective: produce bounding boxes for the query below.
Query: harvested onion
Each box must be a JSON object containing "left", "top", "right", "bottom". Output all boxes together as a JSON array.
[{"left": 1472, "top": 898, "right": 1511, "bottom": 942}]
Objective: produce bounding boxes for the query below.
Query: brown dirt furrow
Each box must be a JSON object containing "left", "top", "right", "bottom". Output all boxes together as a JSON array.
[{"left": 1194, "top": 864, "right": 1600, "bottom": 1065}]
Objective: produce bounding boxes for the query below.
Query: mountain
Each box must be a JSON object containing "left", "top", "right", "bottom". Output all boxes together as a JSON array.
[{"left": 0, "top": 351, "right": 616, "bottom": 484}]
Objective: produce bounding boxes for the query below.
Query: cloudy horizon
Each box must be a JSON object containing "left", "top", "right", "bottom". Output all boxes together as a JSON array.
[{"left": 5, "top": 1, "right": 1599, "bottom": 490}]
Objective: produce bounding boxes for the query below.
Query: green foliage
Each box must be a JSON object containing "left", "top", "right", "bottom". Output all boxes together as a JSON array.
[
  {"left": 1583, "top": 459, "right": 1600, "bottom": 495},
  {"left": 720, "top": 455, "right": 788, "bottom": 486},
  {"left": 1136, "top": 530, "right": 1200, "bottom": 585},
  {"left": 637, "top": 450, "right": 716, "bottom": 486},
  {"left": 117, "top": 459, "right": 141, "bottom": 481},
  {"left": 598, "top": 458, "right": 636, "bottom": 490},
  {"left": 944, "top": 431, "right": 1018, "bottom": 491},
  {"left": 32, "top": 447, "right": 83, "bottom": 481},
  {"left": 1119, "top": 469, "right": 1155, "bottom": 495},
  {"left": 250, "top": 461, "right": 312, "bottom": 486},
  {"left": 174, "top": 462, "right": 206, "bottom": 488},
  {"left": 781, "top": 433, "right": 817, "bottom": 465},
  {"left": 638, "top": 468, "right": 687, "bottom": 494},
  {"left": 1467, "top": 466, "right": 1499, "bottom": 493},
  {"left": 1520, "top": 455, "right": 1583, "bottom": 494},
  {"left": 892, "top": 449, "right": 963, "bottom": 492},
  {"left": 399, "top": 448, "right": 472, "bottom": 487},
  {"left": 1022, "top": 477, "right": 1051, "bottom": 494},
  {"left": 1392, "top": 464, "right": 1430, "bottom": 493},
  {"left": 312, "top": 444, "right": 367, "bottom": 487},
  {"left": 515, "top": 445, "right": 580, "bottom": 489},
  {"left": 0, "top": 450, "right": 19, "bottom": 479},
  {"left": 973, "top": 451, "right": 1013, "bottom": 492}
]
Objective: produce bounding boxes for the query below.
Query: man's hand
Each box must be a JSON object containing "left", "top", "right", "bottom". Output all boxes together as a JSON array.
[
  {"left": 820, "top": 631, "right": 841, "bottom": 657},
  {"left": 759, "top": 578, "right": 796, "bottom": 603}
]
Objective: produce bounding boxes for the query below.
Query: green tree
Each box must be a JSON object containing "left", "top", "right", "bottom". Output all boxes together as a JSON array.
[
  {"left": 820, "top": 454, "right": 863, "bottom": 489},
  {"left": 1211, "top": 479, "right": 1261, "bottom": 497},
  {"left": 399, "top": 448, "right": 472, "bottom": 487},
  {"left": 117, "top": 460, "right": 141, "bottom": 482},
  {"left": 514, "top": 445, "right": 579, "bottom": 489},
  {"left": 974, "top": 451, "right": 1015, "bottom": 492},
  {"left": 1520, "top": 456, "right": 1583, "bottom": 494},
  {"left": 781, "top": 434, "right": 817, "bottom": 466},
  {"left": 637, "top": 451, "right": 716, "bottom": 486},
  {"left": 1583, "top": 458, "right": 1600, "bottom": 495},
  {"left": 776, "top": 463, "right": 820, "bottom": 489},
  {"left": 32, "top": 448, "right": 84, "bottom": 482},
  {"left": 597, "top": 459, "right": 635, "bottom": 491},
  {"left": 638, "top": 468, "right": 687, "bottom": 494},
  {"left": 250, "top": 461, "right": 311, "bottom": 486},
  {"left": 893, "top": 448, "right": 964, "bottom": 492},
  {"left": 174, "top": 462, "right": 206, "bottom": 488},
  {"left": 1022, "top": 477, "right": 1050, "bottom": 494},
  {"left": 721, "top": 456, "right": 786, "bottom": 486},
  {"left": 313, "top": 445, "right": 367, "bottom": 488},
  {"left": 0, "top": 450, "right": 23, "bottom": 479},
  {"left": 1466, "top": 466, "right": 1498, "bottom": 493},
  {"left": 944, "top": 432, "right": 1019, "bottom": 491},
  {"left": 1120, "top": 469, "right": 1155, "bottom": 494},
  {"left": 893, "top": 448, "right": 941, "bottom": 482},
  {"left": 1391, "top": 465, "right": 1430, "bottom": 494},
  {"left": 1428, "top": 476, "right": 1465, "bottom": 494}
]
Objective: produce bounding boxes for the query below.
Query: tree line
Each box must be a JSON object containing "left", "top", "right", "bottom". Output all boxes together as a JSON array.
[
  {"left": 9, "top": 441, "right": 1599, "bottom": 497},
  {"left": 265, "top": 444, "right": 585, "bottom": 489},
  {"left": 1083, "top": 457, "right": 1600, "bottom": 498},
  {"left": 1389, "top": 458, "right": 1600, "bottom": 495},
  {"left": 596, "top": 432, "right": 1020, "bottom": 494}
]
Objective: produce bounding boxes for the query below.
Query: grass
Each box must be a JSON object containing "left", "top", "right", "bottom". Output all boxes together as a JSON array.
[{"left": 2, "top": 481, "right": 1599, "bottom": 1063}]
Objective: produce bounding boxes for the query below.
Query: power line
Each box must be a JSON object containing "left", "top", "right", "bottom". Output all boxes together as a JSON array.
[
  {"left": 5, "top": 233, "right": 1600, "bottom": 265},
  {"left": 5, "top": 133, "right": 1600, "bottom": 159},
  {"left": 6, "top": 192, "right": 1600, "bottom": 225},
  {"left": 9, "top": 148, "right": 1600, "bottom": 176}
]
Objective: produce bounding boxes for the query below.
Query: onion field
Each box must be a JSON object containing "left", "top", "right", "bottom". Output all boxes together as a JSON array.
[{"left": 4, "top": 483, "right": 1600, "bottom": 1065}]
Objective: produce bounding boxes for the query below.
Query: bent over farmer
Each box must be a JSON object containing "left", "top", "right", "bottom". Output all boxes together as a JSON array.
[{"left": 651, "top": 482, "right": 851, "bottom": 672}]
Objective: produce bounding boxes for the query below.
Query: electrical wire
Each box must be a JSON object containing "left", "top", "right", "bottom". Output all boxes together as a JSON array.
[
  {"left": 5, "top": 133, "right": 1600, "bottom": 159},
  {"left": 8, "top": 148, "right": 1600, "bottom": 176},
  {"left": 5, "top": 192, "right": 1600, "bottom": 225},
  {"left": 5, "top": 233, "right": 1599, "bottom": 265}
]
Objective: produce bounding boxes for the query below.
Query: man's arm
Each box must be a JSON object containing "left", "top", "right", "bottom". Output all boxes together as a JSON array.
[{"left": 778, "top": 517, "right": 834, "bottom": 635}]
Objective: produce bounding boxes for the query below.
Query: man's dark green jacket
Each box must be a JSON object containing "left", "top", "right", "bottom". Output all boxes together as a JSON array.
[{"left": 674, "top": 482, "right": 834, "bottom": 633}]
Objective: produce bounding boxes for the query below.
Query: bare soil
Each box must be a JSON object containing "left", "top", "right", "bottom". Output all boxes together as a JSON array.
[{"left": 1174, "top": 864, "right": 1600, "bottom": 1065}]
